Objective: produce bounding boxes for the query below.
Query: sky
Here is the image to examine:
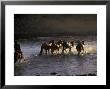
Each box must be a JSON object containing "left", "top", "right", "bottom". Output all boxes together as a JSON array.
[{"left": 14, "top": 14, "right": 97, "bottom": 37}]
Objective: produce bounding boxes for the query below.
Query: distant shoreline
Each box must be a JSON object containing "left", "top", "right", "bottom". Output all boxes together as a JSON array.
[
  {"left": 14, "top": 33, "right": 97, "bottom": 40},
  {"left": 16, "top": 36, "right": 97, "bottom": 43}
]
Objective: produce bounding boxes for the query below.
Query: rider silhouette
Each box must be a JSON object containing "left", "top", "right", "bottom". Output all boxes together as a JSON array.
[{"left": 14, "top": 40, "right": 21, "bottom": 52}]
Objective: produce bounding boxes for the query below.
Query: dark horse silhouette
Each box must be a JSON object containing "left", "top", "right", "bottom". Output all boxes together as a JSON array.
[
  {"left": 76, "top": 40, "right": 84, "bottom": 55},
  {"left": 39, "top": 40, "right": 60, "bottom": 55},
  {"left": 48, "top": 40, "right": 60, "bottom": 54},
  {"left": 48, "top": 40, "right": 61, "bottom": 54},
  {"left": 39, "top": 42, "right": 51, "bottom": 55},
  {"left": 56, "top": 40, "right": 63, "bottom": 47},
  {"left": 62, "top": 41, "right": 74, "bottom": 53}
]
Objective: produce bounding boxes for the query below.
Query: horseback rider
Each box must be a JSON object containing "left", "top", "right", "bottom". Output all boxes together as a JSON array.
[
  {"left": 14, "top": 40, "right": 23, "bottom": 63},
  {"left": 14, "top": 40, "right": 21, "bottom": 52}
]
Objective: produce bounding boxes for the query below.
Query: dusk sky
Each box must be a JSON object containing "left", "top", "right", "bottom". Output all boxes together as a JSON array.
[{"left": 14, "top": 14, "right": 97, "bottom": 37}]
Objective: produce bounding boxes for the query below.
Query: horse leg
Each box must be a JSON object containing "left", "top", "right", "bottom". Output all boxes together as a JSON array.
[
  {"left": 47, "top": 49, "right": 49, "bottom": 54},
  {"left": 18, "top": 59, "right": 20, "bottom": 63},
  {"left": 51, "top": 49, "right": 54, "bottom": 55},
  {"left": 19, "top": 54, "right": 22, "bottom": 63},
  {"left": 45, "top": 49, "right": 48, "bottom": 55},
  {"left": 82, "top": 47, "right": 85, "bottom": 53},
  {"left": 21, "top": 52, "right": 24, "bottom": 58},
  {"left": 58, "top": 48, "right": 60, "bottom": 54},
  {"left": 39, "top": 47, "right": 43, "bottom": 56},
  {"left": 77, "top": 51, "right": 80, "bottom": 56},
  {"left": 56, "top": 47, "right": 59, "bottom": 54},
  {"left": 62, "top": 47, "right": 65, "bottom": 54},
  {"left": 80, "top": 46, "right": 84, "bottom": 54},
  {"left": 18, "top": 53, "right": 22, "bottom": 63},
  {"left": 69, "top": 47, "right": 71, "bottom": 53},
  {"left": 65, "top": 48, "right": 68, "bottom": 53}
]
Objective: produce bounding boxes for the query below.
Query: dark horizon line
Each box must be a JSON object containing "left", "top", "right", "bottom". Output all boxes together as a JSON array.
[{"left": 14, "top": 33, "right": 97, "bottom": 40}]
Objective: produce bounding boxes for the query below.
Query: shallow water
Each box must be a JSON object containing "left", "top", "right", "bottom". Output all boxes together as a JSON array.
[{"left": 14, "top": 36, "right": 97, "bottom": 76}]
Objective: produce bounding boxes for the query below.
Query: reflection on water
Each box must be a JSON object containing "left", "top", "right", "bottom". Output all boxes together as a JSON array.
[{"left": 15, "top": 36, "right": 97, "bottom": 76}]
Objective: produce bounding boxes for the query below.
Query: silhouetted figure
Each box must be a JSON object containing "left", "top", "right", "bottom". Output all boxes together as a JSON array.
[
  {"left": 14, "top": 40, "right": 21, "bottom": 52},
  {"left": 76, "top": 40, "right": 84, "bottom": 55},
  {"left": 14, "top": 40, "right": 23, "bottom": 63},
  {"left": 39, "top": 42, "right": 51, "bottom": 55}
]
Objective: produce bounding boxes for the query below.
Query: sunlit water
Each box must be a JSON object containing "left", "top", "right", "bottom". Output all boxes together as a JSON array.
[{"left": 14, "top": 36, "right": 97, "bottom": 76}]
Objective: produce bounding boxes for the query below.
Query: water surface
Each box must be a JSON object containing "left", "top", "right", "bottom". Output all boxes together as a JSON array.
[{"left": 14, "top": 36, "right": 97, "bottom": 76}]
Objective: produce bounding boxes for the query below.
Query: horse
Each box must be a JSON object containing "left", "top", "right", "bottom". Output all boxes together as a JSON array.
[
  {"left": 48, "top": 40, "right": 60, "bottom": 54},
  {"left": 39, "top": 42, "right": 51, "bottom": 55},
  {"left": 39, "top": 40, "right": 74, "bottom": 55},
  {"left": 39, "top": 40, "right": 62, "bottom": 55},
  {"left": 56, "top": 40, "right": 63, "bottom": 47},
  {"left": 76, "top": 40, "right": 84, "bottom": 55},
  {"left": 50, "top": 43, "right": 60, "bottom": 54},
  {"left": 62, "top": 40, "right": 74, "bottom": 53},
  {"left": 14, "top": 50, "right": 23, "bottom": 63},
  {"left": 70, "top": 41, "right": 74, "bottom": 47}
]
